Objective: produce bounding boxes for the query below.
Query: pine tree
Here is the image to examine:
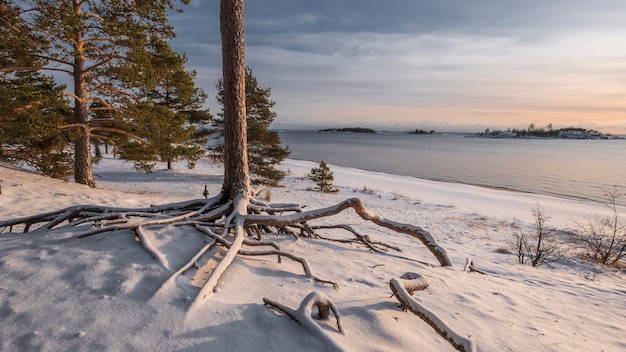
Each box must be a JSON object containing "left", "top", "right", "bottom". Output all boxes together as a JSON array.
[
  {"left": 212, "top": 67, "right": 290, "bottom": 185},
  {"left": 117, "top": 38, "right": 211, "bottom": 171},
  {"left": 308, "top": 161, "right": 338, "bottom": 193},
  {"left": 1, "top": 0, "right": 193, "bottom": 187}
]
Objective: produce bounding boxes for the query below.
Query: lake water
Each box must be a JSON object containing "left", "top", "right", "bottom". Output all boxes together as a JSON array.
[{"left": 278, "top": 131, "right": 626, "bottom": 206}]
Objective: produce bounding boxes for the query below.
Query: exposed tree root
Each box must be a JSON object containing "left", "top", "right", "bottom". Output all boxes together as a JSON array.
[
  {"left": 310, "top": 224, "right": 402, "bottom": 253},
  {"left": 153, "top": 240, "right": 218, "bottom": 300},
  {"left": 0, "top": 199, "right": 211, "bottom": 233},
  {"left": 464, "top": 257, "right": 487, "bottom": 275},
  {"left": 390, "top": 273, "right": 477, "bottom": 352},
  {"left": 245, "top": 197, "right": 451, "bottom": 266},
  {"left": 1, "top": 192, "right": 455, "bottom": 341},
  {"left": 238, "top": 248, "right": 338, "bottom": 288},
  {"left": 264, "top": 291, "right": 346, "bottom": 352}
]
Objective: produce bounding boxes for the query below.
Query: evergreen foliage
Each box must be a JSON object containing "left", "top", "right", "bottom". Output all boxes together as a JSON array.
[
  {"left": 308, "top": 161, "right": 338, "bottom": 193},
  {"left": 117, "top": 40, "right": 211, "bottom": 171},
  {"left": 0, "top": 71, "right": 73, "bottom": 178},
  {"left": 211, "top": 67, "right": 290, "bottom": 185},
  {"left": 0, "top": 0, "right": 199, "bottom": 185}
]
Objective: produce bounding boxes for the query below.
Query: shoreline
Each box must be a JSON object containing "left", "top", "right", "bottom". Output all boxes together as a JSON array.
[
  {"left": 282, "top": 157, "right": 605, "bottom": 206},
  {"left": 280, "top": 158, "right": 625, "bottom": 227},
  {"left": 2, "top": 157, "right": 623, "bottom": 228}
]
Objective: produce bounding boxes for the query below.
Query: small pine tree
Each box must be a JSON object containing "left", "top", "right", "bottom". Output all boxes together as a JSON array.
[{"left": 308, "top": 161, "right": 338, "bottom": 193}]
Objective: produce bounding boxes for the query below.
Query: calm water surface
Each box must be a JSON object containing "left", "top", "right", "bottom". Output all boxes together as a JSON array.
[{"left": 279, "top": 131, "right": 626, "bottom": 206}]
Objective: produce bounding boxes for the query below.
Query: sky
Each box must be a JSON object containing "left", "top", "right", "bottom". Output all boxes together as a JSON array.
[{"left": 167, "top": 0, "right": 626, "bottom": 133}]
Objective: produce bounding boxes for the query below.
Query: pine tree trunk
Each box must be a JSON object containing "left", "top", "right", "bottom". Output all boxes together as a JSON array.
[
  {"left": 74, "top": 127, "right": 94, "bottom": 187},
  {"left": 72, "top": 27, "right": 95, "bottom": 188},
  {"left": 220, "top": 0, "right": 250, "bottom": 201}
]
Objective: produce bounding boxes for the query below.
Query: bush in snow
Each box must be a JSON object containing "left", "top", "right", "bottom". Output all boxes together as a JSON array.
[{"left": 570, "top": 186, "right": 626, "bottom": 266}]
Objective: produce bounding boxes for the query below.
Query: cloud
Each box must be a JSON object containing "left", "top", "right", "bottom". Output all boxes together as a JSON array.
[{"left": 167, "top": 1, "right": 626, "bottom": 133}]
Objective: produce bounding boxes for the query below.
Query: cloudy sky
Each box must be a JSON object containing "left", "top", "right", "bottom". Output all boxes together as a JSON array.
[{"left": 168, "top": 0, "right": 626, "bottom": 133}]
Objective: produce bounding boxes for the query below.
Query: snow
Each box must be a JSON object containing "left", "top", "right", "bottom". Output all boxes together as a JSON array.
[{"left": 1, "top": 156, "right": 625, "bottom": 351}]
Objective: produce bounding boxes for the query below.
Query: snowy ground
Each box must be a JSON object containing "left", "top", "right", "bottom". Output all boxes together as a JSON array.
[{"left": 1, "top": 156, "right": 625, "bottom": 351}]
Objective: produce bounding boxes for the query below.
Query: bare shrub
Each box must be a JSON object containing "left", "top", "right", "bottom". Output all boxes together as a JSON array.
[
  {"left": 512, "top": 229, "right": 530, "bottom": 265},
  {"left": 511, "top": 202, "right": 562, "bottom": 267},
  {"left": 571, "top": 186, "right": 626, "bottom": 265}
]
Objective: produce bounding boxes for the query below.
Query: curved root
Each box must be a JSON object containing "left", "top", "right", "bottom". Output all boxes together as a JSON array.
[
  {"left": 390, "top": 274, "right": 476, "bottom": 352},
  {"left": 238, "top": 249, "right": 338, "bottom": 288},
  {"left": 264, "top": 291, "right": 346, "bottom": 352}
]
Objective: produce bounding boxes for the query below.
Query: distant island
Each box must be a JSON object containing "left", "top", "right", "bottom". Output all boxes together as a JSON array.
[
  {"left": 318, "top": 127, "right": 376, "bottom": 133},
  {"left": 470, "top": 126, "right": 621, "bottom": 139},
  {"left": 407, "top": 129, "right": 436, "bottom": 135}
]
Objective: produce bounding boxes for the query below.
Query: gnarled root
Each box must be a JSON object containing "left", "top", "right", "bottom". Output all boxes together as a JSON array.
[
  {"left": 310, "top": 224, "right": 402, "bottom": 253},
  {"left": 246, "top": 197, "right": 452, "bottom": 267},
  {"left": 390, "top": 273, "right": 476, "bottom": 352},
  {"left": 264, "top": 291, "right": 346, "bottom": 352},
  {"left": 0, "top": 199, "right": 213, "bottom": 233}
]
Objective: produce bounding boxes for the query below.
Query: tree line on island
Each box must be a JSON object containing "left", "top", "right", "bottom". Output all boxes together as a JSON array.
[
  {"left": 318, "top": 127, "right": 437, "bottom": 134},
  {"left": 318, "top": 127, "right": 376, "bottom": 133},
  {"left": 475, "top": 123, "right": 620, "bottom": 139}
]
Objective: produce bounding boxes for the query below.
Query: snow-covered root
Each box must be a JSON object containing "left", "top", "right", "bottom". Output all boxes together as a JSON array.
[
  {"left": 76, "top": 200, "right": 231, "bottom": 239},
  {"left": 390, "top": 274, "right": 476, "bottom": 352},
  {"left": 238, "top": 249, "right": 338, "bottom": 288},
  {"left": 263, "top": 292, "right": 346, "bottom": 352},
  {"left": 463, "top": 257, "right": 486, "bottom": 275},
  {"left": 245, "top": 197, "right": 452, "bottom": 267},
  {"left": 186, "top": 195, "right": 249, "bottom": 316},
  {"left": 135, "top": 225, "right": 170, "bottom": 270},
  {"left": 151, "top": 240, "right": 217, "bottom": 301},
  {"left": 0, "top": 198, "right": 213, "bottom": 233},
  {"left": 311, "top": 224, "right": 402, "bottom": 253},
  {"left": 248, "top": 202, "right": 303, "bottom": 215}
]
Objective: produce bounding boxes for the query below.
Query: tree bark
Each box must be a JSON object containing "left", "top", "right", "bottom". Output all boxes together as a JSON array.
[
  {"left": 72, "top": 1, "right": 95, "bottom": 188},
  {"left": 220, "top": 0, "right": 250, "bottom": 201}
]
